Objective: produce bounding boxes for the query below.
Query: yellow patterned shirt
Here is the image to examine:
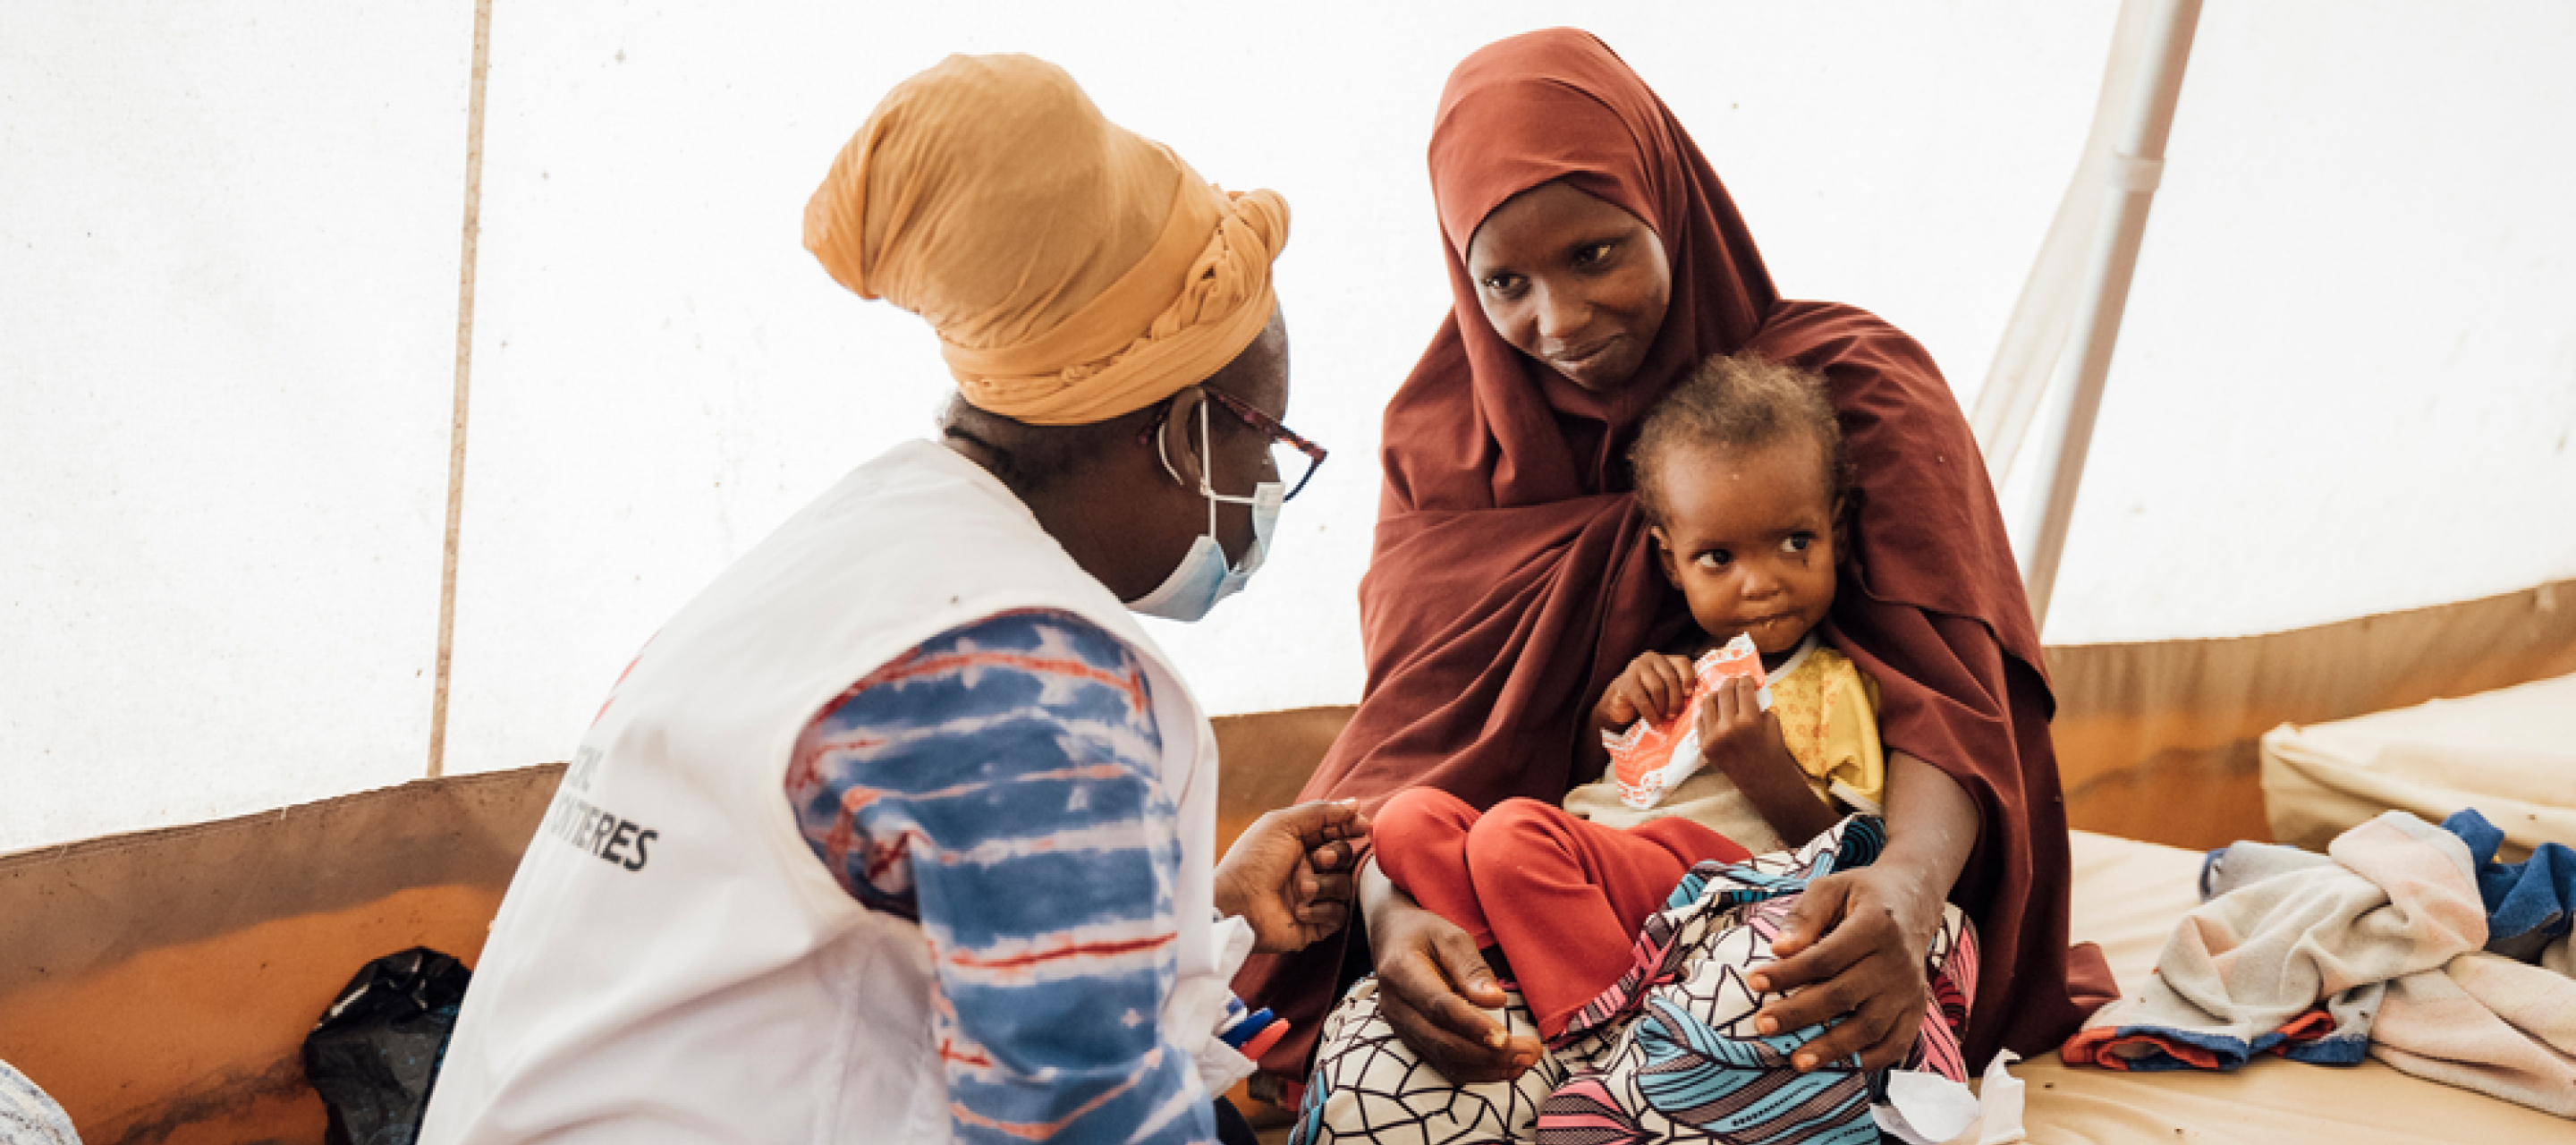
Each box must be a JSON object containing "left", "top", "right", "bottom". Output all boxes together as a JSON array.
[{"left": 1564, "top": 634, "right": 1884, "bottom": 854}]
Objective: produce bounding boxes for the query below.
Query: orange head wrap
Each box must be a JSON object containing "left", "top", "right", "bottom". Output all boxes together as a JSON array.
[{"left": 803, "top": 54, "right": 1289, "bottom": 426}]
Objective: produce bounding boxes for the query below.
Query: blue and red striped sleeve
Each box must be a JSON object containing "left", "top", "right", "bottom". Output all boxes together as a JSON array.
[{"left": 786, "top": 607, "right": 1216, "bottom": 1145}]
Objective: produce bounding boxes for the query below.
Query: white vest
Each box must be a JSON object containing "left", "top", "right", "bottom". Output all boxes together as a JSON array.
[{"left": 421, "top": 440, "right": 1246, "bottom": 1144}]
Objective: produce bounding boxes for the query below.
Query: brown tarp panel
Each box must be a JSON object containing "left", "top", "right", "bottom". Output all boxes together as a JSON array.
[
  {"left": 2050, "top": 577, "right": 2576, "bottom": 849},
  {"left": 0, "top": 711, "right": 1350, "bottom": 1145},
  {"left": 1237, "top": 579, "right": 2576, "bottom": 856},
  {"left": 1210, "top": 706, "right": 1360, "bottom": 856},
  {"left": 0, "top": 765, "right": 564, "bottom": 1145}
]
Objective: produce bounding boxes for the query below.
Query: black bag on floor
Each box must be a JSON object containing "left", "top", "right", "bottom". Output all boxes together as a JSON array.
[{"left": 301, "top": 946, "right": 471, "bottom": 1145}]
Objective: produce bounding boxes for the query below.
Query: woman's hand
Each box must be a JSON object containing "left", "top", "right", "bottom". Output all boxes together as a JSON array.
[
  {"left": 1213, "top": 800, "right": 1370, "bottom": 954},
  {"left": 1361, "top": 859, "right": 1543, "bottom": 1082},
  {"left": 1592, "top": 651, "right": 1698, "bottom": 732},
  {"left": 1744, "top": 750, "right": 1976, "bottom": 1072},
  {"left": 1744, "top": 863, "right": 1942, "bottom": 1070}
]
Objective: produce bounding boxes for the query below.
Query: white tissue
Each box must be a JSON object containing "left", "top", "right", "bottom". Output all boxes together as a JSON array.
[
  {"left": 1210, "top": 913, "right": 1257, "bottom": 981},
  {"left": 1870, "top": 1049, "right": 2026, "bottom": 1145},
  {"left": 1184, "top": 915, "right": 1265, "bottom": 1093}
]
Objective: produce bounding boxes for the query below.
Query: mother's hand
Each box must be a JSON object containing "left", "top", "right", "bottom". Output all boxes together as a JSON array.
[
  {"left": 1745, "top": 749, "right": 1975, "bottom": 1072},
  {"left": 1744, "top": 863, "right": 1943, "bottom": 1071},
  {"left": 1361, "top": 860, "right": 1543, "bottom": 1082}
]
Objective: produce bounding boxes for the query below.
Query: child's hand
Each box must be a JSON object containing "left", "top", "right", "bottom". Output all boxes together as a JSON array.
[
  {"left": 1593, "top": 651, "right": 1698, "bottom": 731},
  {"left": 1693, "top": 675, "right": 1784, "bottom": 771},
  {"left": 1697, "top": 676, "right": 1838, "bottom": 844}
]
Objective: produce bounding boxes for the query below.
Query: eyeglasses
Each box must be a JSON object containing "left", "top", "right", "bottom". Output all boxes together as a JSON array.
[{"left": 1140, "top": 386, "right": 1329, "bottom": 502}]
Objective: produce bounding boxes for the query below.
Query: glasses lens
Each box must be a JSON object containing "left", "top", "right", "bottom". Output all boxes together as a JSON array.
[{"left": 1269, "top": 441, "right": 1316, "bottom": 501}]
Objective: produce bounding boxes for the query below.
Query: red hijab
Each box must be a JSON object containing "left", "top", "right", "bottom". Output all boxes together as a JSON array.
[{"left": 1237, "top": 28, "right": 2111, "bottom": 1081}]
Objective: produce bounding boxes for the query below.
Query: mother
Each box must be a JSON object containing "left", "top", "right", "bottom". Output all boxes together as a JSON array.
[{"left": 1237, "top": 28, "right": 2114, "bottom": 1098}]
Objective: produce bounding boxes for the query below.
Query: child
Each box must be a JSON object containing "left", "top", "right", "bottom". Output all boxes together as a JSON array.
[{"left": 1372, "top": 349, "right": 1886, "bottom": 1042}]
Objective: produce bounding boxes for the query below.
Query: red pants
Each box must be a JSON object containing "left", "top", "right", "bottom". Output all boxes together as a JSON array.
[{"left": 1372, "top": 788, "right": 1752, "bottom": 1039}]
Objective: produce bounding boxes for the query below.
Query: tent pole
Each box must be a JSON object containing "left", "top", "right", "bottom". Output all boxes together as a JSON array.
[
  {"left": 1970, "top": 0, "right": 2163, "bottom": 484},
  {"left": 429, "top": 0, "right": 497, "bottom": 781},
  {"left": 2018, "top": 0, "right": 2204, "bottom": 631}
]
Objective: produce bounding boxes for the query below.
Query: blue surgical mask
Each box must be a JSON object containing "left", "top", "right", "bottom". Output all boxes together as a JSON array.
[{"left": 1128, "top": 401, "right": 1284, "bottom": 623}]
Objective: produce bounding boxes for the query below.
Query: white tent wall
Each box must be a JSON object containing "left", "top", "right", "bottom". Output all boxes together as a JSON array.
[
  {"left": 436, "top": 0, "right": 2125, "bottom": 781},
  {"left": 2023, "top": 0, "right": 2576, "bottom": 642},
  {"left": 5, "top": 1, "right": 2572, "bottom": 856},
  {"left": 2, "top": 4, "right": 477, "bottom": 851}
]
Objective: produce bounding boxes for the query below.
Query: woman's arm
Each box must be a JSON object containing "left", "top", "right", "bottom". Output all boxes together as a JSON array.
[
  {"left": 788, "top": 610, "right": 1221, "bottom": 1141},
  {"left": 1745, "top": 749, "right": 1976, "bottom": 1070},
  {"left": 1358, "top": 857, "right": 1544, "bottom": 1081}
]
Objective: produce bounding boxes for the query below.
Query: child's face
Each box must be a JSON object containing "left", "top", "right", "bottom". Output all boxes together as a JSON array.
[{"left": 1648, "top": 437, "right": 1837, "bottom": 657}]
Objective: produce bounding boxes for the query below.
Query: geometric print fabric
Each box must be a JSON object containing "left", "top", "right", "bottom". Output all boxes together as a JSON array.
[{"left": 1294, "top": 816, "right": 1976, "bottom": 1144}]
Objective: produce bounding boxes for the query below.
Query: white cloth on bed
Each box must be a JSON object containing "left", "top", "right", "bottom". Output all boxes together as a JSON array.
[
  {"left": 2374, "top": 947, "right": 2576, "bottom": 1118},
  {"left": 2073, "top": 810, "right": 2576, "bottom": 1119},
  {"left": 2069, "top": 810, "right": 2487, "bottom": 1069}
]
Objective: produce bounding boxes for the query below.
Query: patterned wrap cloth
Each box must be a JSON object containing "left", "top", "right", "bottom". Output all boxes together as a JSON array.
[{"left": 1292, "top": 816, "right": 1975, "bottom": 1144}]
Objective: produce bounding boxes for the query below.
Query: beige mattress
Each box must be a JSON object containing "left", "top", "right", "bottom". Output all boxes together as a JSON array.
[
  {"left": 2262, "top": 672, "right": 2576, "bottom": 861},
  {"left": 2017, "top": 830, "right": 2569, "bottom": 1141}
]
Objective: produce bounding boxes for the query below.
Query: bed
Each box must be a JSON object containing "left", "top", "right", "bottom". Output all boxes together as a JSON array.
[{"left": 2013, "top": 828, "right": 2571, "bottom": 1141}]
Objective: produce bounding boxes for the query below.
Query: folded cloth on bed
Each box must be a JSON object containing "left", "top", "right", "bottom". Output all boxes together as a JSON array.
[
  {"left": 2204, "top": 809, "right": 2576, "bottom": 970},
  {"left": 2063, "top": 810, "right": 2487, "bottom": 1071},
  {"left": 2363, "top": 809, "right": 2576, "bottom": 1117},
  {"left": 2072, "top": 809, "right": 2576, "bottom": 1119}
]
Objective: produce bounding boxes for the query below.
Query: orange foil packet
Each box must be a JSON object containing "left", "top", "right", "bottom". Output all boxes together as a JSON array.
[{"left": 1601, "top": 633, "right": 1770, "bottom": 810}]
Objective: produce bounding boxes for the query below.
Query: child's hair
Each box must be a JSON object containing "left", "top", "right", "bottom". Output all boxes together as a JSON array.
[{"left": 1629, "top": 350, "right": 1852, "bottom": 536}]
